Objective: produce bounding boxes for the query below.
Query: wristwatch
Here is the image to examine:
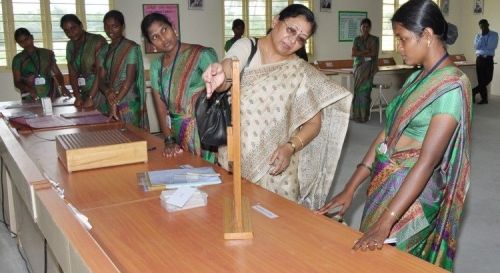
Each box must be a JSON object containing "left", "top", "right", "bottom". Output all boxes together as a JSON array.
[{"left": 164, "top": 135, "right": 176, "bottom": 145}]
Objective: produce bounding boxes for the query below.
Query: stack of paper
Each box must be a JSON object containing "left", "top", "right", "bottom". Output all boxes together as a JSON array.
[
  {"left": 142, "top": 167, "right": 222, "bottom": 191},
  {"left": 160, "top": 188, "right": 207, "bottom": 212}
]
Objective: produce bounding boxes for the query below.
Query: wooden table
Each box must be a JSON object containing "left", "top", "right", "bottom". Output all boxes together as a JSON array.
[{"left": 0, "top": 102, "right": 448, "bottom": 273}]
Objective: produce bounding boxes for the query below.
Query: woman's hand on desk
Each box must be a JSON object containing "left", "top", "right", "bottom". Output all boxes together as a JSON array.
[
  {"left": 83, "top": 98, "right": 94, "bottom": 108},
  {"left": 352, "top": 220, "right": 391, "bottom": 252},
  {"left": 163, "top": 143, "right": 183, "bottom": 158},
  {"left": 74, "top": 97, "right": 83, "bottom": 107},
  {"left": 268, "top": 143, "right": 294, "bottom": 176},
  {"left": 316, "top": 189, "right": 354, "bottom": 217},
  {"left": 107, "top": 103, "right": 120, "bottom": 121}
]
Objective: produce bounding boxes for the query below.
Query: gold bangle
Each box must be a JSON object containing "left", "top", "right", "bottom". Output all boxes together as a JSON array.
[
  {"left": 382, "top": 204, "right": 400, "bottom": 219},
  {"left": 292, "top": 135, "right": 304, "bottom": 149},
  {"left": 356, "top": 162, "right": 372, "bottom": 172},
  {"left": 287, "top": 141, "right": 296, "bottom": 153}
]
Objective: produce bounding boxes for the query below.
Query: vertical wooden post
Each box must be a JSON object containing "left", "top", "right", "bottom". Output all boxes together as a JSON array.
[{"left": 223, "top": 58, "right": 253, "bottom": 240}]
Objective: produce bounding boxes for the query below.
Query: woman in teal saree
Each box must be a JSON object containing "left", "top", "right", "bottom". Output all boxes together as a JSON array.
[
  {"left": 61, "top": 14, "right": 107, "bottom": 109},
  {"left": 141, "top": 13, "right": 218, "bottom": 162},
  {"left": 318, "top": 1, "right": 471, "bottom": 270},
  {"left": 98, "top": 10, "right": 147, "bottom": 128},
  {"left": 12, "top": 28, "right": 70, "bottom": 101},
  {"left": 351, "top": 18, "right": 379, "bottom": 123}
]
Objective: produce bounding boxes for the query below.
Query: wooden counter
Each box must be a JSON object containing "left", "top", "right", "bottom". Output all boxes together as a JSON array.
[{"left": 0, "top": 103, "right": 448, "bottom": 272}]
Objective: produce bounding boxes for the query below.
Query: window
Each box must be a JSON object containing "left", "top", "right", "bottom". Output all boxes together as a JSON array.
[
  {"left": 382, "top": 0, "right": 439, "bottom": 52},
  {"left": 224, "top": 0, "right": 313, "bottom": 55},
  {"left": 0, "top": 0, "right": 112, "bottom": 68}
]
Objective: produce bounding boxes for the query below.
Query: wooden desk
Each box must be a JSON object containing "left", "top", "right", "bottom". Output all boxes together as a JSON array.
[{"left": 0, "top": 115, "right": 448, "bottom": 272}]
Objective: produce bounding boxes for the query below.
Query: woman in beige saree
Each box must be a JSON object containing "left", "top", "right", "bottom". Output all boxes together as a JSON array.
[{"left": 203, "top": 4, "right": 352, "bottom": 210}]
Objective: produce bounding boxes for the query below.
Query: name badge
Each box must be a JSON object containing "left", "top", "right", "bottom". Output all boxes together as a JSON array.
[
  {"left": 77, "top": 77, "right": 86, "bottom": 87},
  {"left": 365, "top": 57, "right": 372, "bottom": 62},
  {"left": 34, "top": 76, "right": 46, "bottom": 86}
]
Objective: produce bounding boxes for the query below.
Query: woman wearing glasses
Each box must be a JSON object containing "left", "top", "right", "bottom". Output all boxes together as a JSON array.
[
  {"left": 202, "top": 4, "right": 351, "bottom": 209},
  {"left": 351, "top": 18, "right": 379, "bottom": 123}
]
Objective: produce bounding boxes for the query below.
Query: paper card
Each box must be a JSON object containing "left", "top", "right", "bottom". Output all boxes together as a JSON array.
[
  {"left": 384, "top": 238, "right": 397, "bottom": 244},
  {"left": 252, "top": 204, "right": 279, "bottom": 219},
  {"left": 166, "top": 187, "right": 197, "bottom": 208}
]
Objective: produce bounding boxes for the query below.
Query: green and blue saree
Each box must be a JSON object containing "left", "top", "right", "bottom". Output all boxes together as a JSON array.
[
  {"left": 361, "top": 65, "right": 472, "bottom": 270},
  {"left": 150, "top": 44, "right": 218, "bottom": 162}
]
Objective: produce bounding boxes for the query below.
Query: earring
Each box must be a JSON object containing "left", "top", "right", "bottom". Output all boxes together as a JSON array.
[
  {"left": 427, "top": 39, "right": 431, "bottom": 48},
  {"left": 153, "top": 46, "right": 157, "bottom": 53}
]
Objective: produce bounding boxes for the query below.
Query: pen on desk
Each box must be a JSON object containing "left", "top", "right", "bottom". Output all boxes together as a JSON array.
[{"left": 148, "top": 146, "right": 157, "bottom": 151}]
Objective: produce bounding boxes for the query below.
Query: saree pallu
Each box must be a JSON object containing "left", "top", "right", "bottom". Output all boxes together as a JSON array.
[
  {"left": 352, "top": 35, "right": 379, "bottom": 122},
  {"left": 66, "top": 32, "right": 106, "bottom": 107},
  {"left": 218, "top": 59, "right": 352, "bottom": 209},
  {"left": 12, "top": 48, "right": 57, "bottom": 101},
  {"left": 99, "top": 40, "right": 147, "bottom": 128},
  {"left": 361, "top": 66, "right": 472, "bottom": 270},
  {"left": 151, "top": 45, "right": 218, "bottom": 163}
]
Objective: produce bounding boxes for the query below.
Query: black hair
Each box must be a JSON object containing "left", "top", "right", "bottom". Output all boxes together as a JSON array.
[
  {"left": 360, "top": 18, "right": 372, "bottom": 28},
  {"left": 232, "top": 19, "right": 245, "bottom": 30},
  {"left": 479, "top": 19, "right": 489, "bottom": 26},
  {"left": 141, "top": 13, "right": 173, "bottom": 43},
  {"left": 392, "top": 0, "right": 457, "bottom": 45},
  {"left": 277, "top": 4, "right": 317, "bottom": 36},
  {"left": 14, "top": 28, "right": 32, "bottom": 41},
  {"left": 60, "top": 14, "right": 82, "bottom": 29},
  {"left": 103, "top": 10, "right": 125, "bottom": 26}
]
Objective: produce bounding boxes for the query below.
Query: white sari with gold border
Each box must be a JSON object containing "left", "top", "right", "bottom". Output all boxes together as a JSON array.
[{"left": 219, "top": 58, "right": 351, "bottom": 210}]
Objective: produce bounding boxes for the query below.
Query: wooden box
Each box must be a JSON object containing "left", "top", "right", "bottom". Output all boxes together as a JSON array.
[{"left": 56, "top": 129, "right": 148, "bottom": 172}]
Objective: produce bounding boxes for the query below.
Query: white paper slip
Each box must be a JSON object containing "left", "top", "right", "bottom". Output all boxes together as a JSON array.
[
  {"left": 166, "top": 187, "right": 197, "bottom": 208},
  {"left": 252, "top": 204, "right": 279, "bottom": 219},
  {"left": 384, "top": 237, "right": 398, "bottom": 244}
]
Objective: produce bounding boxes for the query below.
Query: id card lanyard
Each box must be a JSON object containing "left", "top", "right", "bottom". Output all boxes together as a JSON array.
[
  {"left": 75, "top": 33, "right": 88, "bottom": 86},
  {"left": 104, "top": 37, "right": 125, "bottom": 83},
  {"left": 29, "top": 49, "right": 46, "bottom": 86},
  {"left": 158, "top": 41, "right": 180, "bottom": 128},
  {"left": 382, "top": 52, "right": 450, "bottom": 154}
]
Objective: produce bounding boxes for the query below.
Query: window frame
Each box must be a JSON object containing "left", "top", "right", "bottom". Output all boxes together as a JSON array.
[
  {"left": 223, "top": 0, "right": 314, "bottom": 58},
  {"left": 381, "top": 0, "right": 440, "bottom": 53},
  {"left": 0, "top": 0, "right": 114, "bottom": 71}
]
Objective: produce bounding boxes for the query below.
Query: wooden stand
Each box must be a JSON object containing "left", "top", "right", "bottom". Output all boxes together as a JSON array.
[{"left": 223, "top": 58, "right": 253, "bottom": 240}]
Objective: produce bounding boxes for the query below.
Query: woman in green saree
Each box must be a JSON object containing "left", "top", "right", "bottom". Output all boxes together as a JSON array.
[
  {"left": 12, "top": 28, "right": 70, "bottom": 102},
  {"left": 98, "top": 10, "right": 146, "bottom": 128},
  {"left": 61, "top": 14, "right": 107, "bottom": 109},
  {"left": 141, "top": 13, "right": 218, "bottom": 161},
  {"left": 318, "top": 1, "right": 471, "bottom": 270},
  {"left": 351, "top": 18, "right": 379, "bottom": 123}
]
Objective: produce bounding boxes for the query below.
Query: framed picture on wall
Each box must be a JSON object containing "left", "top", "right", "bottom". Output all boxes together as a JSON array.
[
  {"left": 473, "top": 0, "right": 483, "bottom": 14},
  {"left": 320, "top": 0, "right": 332, "bottom": 12},
  {"left": 143, "top": 4, "right": 180, "bottom": 54},
  {"left": 338, "top": 11, "right": 367, "bottom": 42},
  {"left": 188, "top": 0, "right": 203, "bottom": 10},
  {"left": 440, "top": 0, "right": 449, "bottom": 15}
]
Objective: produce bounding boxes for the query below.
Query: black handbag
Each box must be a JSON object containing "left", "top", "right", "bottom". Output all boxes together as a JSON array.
[
  {"left": 195, "top": 38, "right": 258, "bottom": 147},
  {"left": 195, "top": 91, "right": 231, "bottom": 147}
]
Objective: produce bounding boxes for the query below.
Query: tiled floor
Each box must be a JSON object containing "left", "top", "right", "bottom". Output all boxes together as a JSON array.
[{"left": 1, "top": 96, "right": 499, "bottom": 273}]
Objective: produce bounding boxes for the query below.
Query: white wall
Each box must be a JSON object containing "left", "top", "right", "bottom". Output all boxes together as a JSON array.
[
  {"left": 312, "top": 1, "right": 381, "bottom": 61},
  {"left": 1, "top": 0, "right": 498, "bottom": 101}
]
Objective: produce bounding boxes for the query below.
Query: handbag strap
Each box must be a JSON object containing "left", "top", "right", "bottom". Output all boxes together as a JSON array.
[{"left": 245, "top": 38, "right": 258, "bottom": 69}]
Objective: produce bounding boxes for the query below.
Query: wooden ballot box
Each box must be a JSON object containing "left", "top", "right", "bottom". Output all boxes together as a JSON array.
[{"left": 56, "top": 129, "right": 147, "bottom": 172}]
